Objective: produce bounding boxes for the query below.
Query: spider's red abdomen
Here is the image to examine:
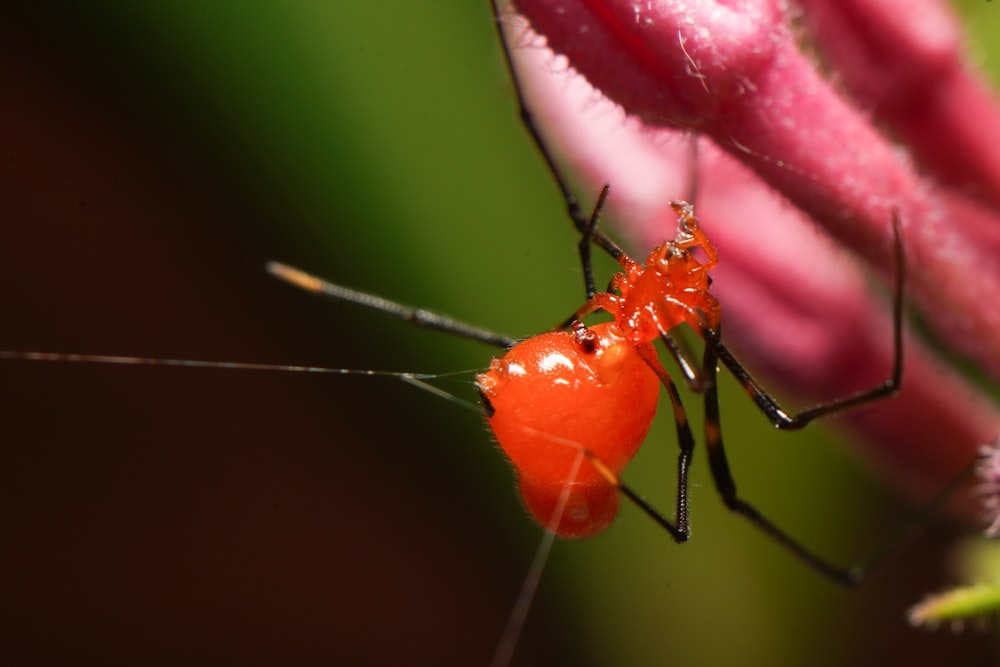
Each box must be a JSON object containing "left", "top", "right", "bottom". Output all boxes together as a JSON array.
[{"left": 477, "top": 322, "right": 660, "bottom": 538}]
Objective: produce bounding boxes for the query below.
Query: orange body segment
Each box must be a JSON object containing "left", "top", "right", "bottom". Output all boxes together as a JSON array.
[
  {"left": 584, "top": 201, "right": 722, "bottom": 344},
  {"left": 477, "top": 322, "right": 660, "bottom": 538}
]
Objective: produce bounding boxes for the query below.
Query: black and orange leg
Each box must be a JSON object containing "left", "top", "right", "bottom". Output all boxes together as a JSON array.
[
  {"left": 704, "top": 211, "right": 905, "bottom": 431},
  {"left": 627, "top": 344, "right": 696, "bottom": 543},
  {"left": 700, "top": 342, "right": 861, "bottom": 585},
  {"left": 487, "top": 0, "right": 625, "bottom": 270}
]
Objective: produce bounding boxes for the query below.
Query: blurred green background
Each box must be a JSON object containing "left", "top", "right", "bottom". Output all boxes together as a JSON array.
[{"left": 0, "top": 1, "right": 997, "bottom": 665}]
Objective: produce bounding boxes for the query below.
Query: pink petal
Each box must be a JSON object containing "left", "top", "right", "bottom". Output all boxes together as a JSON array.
[
  {"left": 510, "top": 0, "right": 1000, "bottom": 384},
  {"left": 799, "top": 0, "right": 1000, "bottom": 206}
]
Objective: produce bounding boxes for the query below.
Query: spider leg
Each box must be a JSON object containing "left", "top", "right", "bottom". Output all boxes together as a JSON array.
[
  {"left": 631, "top": 343, "right": 697, "bottom": 544},
  {"left": 705, "top": 211, "right": 904, "bottom": 429},
  {"left": 700, "top": 342, "right": 860, "bottom": 585}
]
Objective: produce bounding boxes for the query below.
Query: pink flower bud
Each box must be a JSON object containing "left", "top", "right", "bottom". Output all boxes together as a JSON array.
[{"left": 500, "top": 1, "right": 1000, "bottom": 508}]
